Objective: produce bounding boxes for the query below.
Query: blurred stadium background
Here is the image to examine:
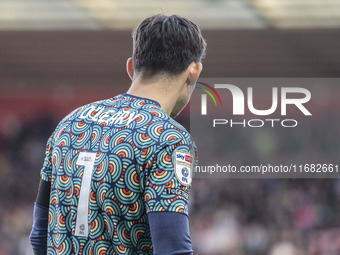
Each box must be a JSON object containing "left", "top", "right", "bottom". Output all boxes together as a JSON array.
[{"left": 1, "top": 0, "right": 340, "bottom": 254}]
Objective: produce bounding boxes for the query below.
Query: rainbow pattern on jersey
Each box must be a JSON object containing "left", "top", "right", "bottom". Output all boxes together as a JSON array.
[{"left": 41, "top": 94, "right": 197, "bottom": 254}]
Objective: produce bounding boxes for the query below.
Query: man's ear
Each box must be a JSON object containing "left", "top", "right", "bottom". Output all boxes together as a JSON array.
[
  {"left": 187, "top": 62, "right": 203, "bottom": 85},
  {"left": 126, "top": 57, "right": 134, "bottom": 80}
]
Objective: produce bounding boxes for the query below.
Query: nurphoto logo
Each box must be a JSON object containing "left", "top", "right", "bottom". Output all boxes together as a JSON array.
[{"left": 196, "top": 81, "right": 312, "bottom": 128}]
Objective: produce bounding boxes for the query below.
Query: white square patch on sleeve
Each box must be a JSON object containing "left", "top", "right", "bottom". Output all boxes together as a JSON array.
[{"left": 174, "top": 150, "right": 193, "bottom": 186}]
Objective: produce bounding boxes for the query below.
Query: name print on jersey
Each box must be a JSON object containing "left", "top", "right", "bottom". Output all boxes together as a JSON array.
[{"left": 78, "top": 105, "right": 141, "bottom": 126}]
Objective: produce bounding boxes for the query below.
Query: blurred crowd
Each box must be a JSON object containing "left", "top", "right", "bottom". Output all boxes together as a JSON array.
[
  {"left": 0, "top": 108, "right": 339, "bottom": 255},
  {"left": 189, "top": 106, "right": 340, "bottom": 255},
  {"left": 190, "top": 178, "right": 340, "bottom": 255},
  {"left": 0, "top": 114, "right": 54, "bottom": 255}
]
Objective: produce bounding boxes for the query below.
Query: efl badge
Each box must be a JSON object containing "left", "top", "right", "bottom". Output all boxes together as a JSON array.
[{"left": 174, "top": 150, "right": 193, "bottom": 186}]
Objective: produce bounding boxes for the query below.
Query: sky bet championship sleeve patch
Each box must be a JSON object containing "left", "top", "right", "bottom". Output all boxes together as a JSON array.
[{"left": 174, "top": 150, "right": 193, "bottom": 186}]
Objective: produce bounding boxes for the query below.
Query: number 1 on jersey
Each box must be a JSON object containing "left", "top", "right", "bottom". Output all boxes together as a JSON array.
[{"left": 75, "top": 151, "right": 96, "bottom": 237}]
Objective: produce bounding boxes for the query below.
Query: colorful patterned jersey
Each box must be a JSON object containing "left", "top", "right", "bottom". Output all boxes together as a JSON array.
[{"left": 41, "top": 94, "right": 197, "bottom": 255}]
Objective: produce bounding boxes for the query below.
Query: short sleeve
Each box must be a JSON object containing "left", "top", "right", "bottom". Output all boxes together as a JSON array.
[
  {"left": 39, "top": 108, "right": 80, "bottom": 182},
  {"left": 40, "top": 133, "right": 55, "bottom": 182},
  {"left": 144, "top": 142, "right": 197, "bottom": 216}
]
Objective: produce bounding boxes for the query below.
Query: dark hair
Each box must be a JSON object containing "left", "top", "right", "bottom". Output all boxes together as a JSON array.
[{"left": 132, "top": 14, "right": 206, "bottom": 78}]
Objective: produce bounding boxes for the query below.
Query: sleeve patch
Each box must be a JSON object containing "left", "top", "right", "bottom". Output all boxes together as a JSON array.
[{"left": 174, "top": 150, "right": 193, "bottom": 186}]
